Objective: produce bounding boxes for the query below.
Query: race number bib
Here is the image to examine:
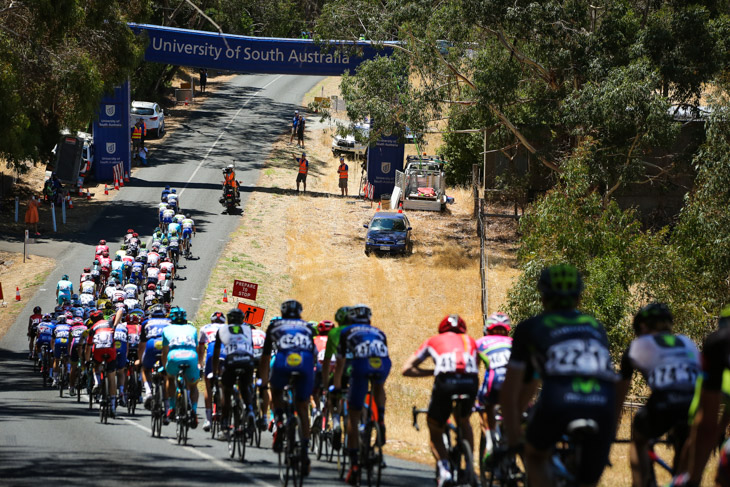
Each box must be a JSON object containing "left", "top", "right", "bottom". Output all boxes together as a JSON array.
[{"left": 545, "top": 339, "right": 611, "bottom": 377}]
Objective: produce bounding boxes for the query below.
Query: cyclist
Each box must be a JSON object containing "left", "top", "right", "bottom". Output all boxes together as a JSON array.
[
  {"left": 475, "top": 311, "right": 513, "bottom": 461},
  {"left": 501, "top": 264, "right": 616, "bottom": 487},
  {"left": 158, "top": 200, "right": 168, "bottom": 224},
  {"left": 198, "top": 310, "right": 227, "bottom": 432},
  {"left": 402, "top": 314, "right": 478, "bottom": 487},
  {"left": 56, "top": 274, "right": 73, "bottom": 306},
  {"left": 51, "top": 315, "right": 72, "bottom": 387},
  {"left": 140, "top": 305, "right": 171, "bottom": 412},
  {"left": 212, "top": 307, "right": 256, "bottom": 440},
  {"left": 161, "top": 185, "right": 171, "bottom": 203},
  {"left": 615, "top": 302, "right": 700, "bottom": 487},
  {"left": 161, "top": 204, "right": 175, "bottom": 233},
  {"left": 124, "top": 228, "right": 135, "bottom": 244},
  {"left": 250, "top": 316, "right": 268, "bottom": 430},
  {"left": 159, "top": 257, "right": 175, "bottom": 281},
  {"left": 333, "top": 305, "right": 391, "bottom": 485},
  {"left": 312, "top": 320, "right": 335, "bottom": 420},
  {"left": 68, "top": 316, "right": 89, "bottom": 396},
  {"left": 35, "top": 314, "right": 55, "bottom": 373},
  {"left": 95, "top": 239, "right": 109, "bottom": 256},
  {"left": 181, "top": 214, "right": 196, "bottom": 254},
  {"left": 28, "top": 306, "right": 43, "bottom": 359},
  {"left": 167, "top": 189, "right": 179, "bottom": 212},
  {"left": 114, "top": 311, "right": 131, "bottom": 407},
  {"left": 85, "top": 308, "right": 123, "bottom": 417},
  {"left": 321, "top": 306, "right": 352, "bottom": 450},
  {"left": 161, "top": 306, "right": 200, "bottom": 428},
  {"left": 111, "top": 256, "right": 124, "bottom": 284},
  {"left": 258, "top": 299, "right": 316, "bottom": 473},
  {"left": 158, "top": 273, "right": 175, "bottom": 305}
]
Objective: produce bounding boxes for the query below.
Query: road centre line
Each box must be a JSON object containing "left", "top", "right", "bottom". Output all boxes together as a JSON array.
[
  {"left": 179, "top": 75, "right": 283, "bottom": 198},
  {"left": 121, "top": 417, "right": 276, "bottom": 487}
]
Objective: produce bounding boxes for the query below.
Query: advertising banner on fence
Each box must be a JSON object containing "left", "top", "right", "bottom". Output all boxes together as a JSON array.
[
  {"left": 367, "top": 135, "right": 405, "bottom": 203},
  {"left": 93, "top": 81, "right": 131, "bottom": 182},
  {"left": 130, "top": 23, "right": 393, "bottom": 76}
]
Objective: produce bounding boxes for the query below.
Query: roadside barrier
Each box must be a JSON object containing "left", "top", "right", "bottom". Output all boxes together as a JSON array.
[{"left": 112, "top": 162, "right": 124, "bottom": 186}]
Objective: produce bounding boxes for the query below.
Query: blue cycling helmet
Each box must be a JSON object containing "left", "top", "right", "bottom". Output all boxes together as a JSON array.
[
  {"left": 169, "top": 306, "right": 187, "bottom": 324},
  {"left": 171, "top": 189, "right": 177, "bottom": 193},
  {"left": 150, "top": 305, "right": 166, "bottom": 318},
  {"left": 165, "top": 185, "right": 170, "bottom": 190},
  {"left": 62, "top": 274, "right": 69, "bottom": 281}
]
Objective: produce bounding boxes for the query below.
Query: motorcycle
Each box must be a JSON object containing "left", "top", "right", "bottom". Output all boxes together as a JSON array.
[{"left": 220, "top": 183, "right": 240, "bottom": 214}]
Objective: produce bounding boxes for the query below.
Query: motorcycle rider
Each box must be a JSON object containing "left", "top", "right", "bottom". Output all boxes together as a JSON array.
[{"left": 222, "top": 165, "right": 240, "bottom": 203}]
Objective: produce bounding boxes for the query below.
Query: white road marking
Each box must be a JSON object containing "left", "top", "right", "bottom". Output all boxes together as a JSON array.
[
  {"left": 120, "top": 417, "right": 275, "bottom": 486},
  {"left": 179, "top": 75, "right": 283, "bottom": 198}
]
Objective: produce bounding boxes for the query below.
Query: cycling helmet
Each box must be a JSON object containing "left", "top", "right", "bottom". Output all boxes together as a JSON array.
[
  {"left": 148, "top": 304, "right": 165, "bottom": 317},
  {"left": 108, "top": 278, "right": 116, "bottom": 286},
  {"left": 165, "top": 185, "right": 170, "bottom": 190},
  {"left": 227, "top": 308, "right": 245, "bottom": 325},
  {"left": 42, "top": 313, "right": 52, "bottom": 321},
  {"left": 318, "top": 320, "right": 335, "bottom": 335},
  {"left": 334, "top": 306, "right": 352, "bottom": 326},
  {"left": 632, "top": 302, "right": 673, "bottom": 335},
  {"left": 61, "top": 274, "right": 69, "bottom": 281},
  {"left": 147, "top": 283, "right": 156, "bottom": 291},
  {"left": 347, "top": 304, "right": 372, "bottom": 324},
  {"left": 83, "top": 267, "right": 90, "bottom": 273},
  {"left": 171, "top": 188, "right": 177, "bottom": 193},
  {"left": 99, "top": 239, "right": 106, "bottom": 246},
  {"left": 89, "top": 310, "right": 104, "bottom": 323},
  {"left": 210, "top": 311, "right": 226, "bottom": 324},
  {"left": 438, "top": 314, "right": 467, "bottom": 334},
  {"left": 93, "top": 259, "right": 99, "bottom": 265},
  {"left": 120, "top": 244, "right": 127, "bottom": 250},
  {"left": 281, "top": 300, "right": 303, "bottom": 319},
  {"left": 102, "top": 251, "right": 109, "bottom": 257},
  {"left": 127, "top": 228, "right": 134, "bottom": 234},
  {"left": 133, "top": 232, "right": 139, "bottom": 238},
  {"left": 115, "top": 255, "right": 121, "bottom": 261},
  {"left": 185, "top": 213, "right": 190, "bottom": 219},
  {"left": 105, "top": 301, "right": 114, "bottom": 311},
  {"left": 140, "top": 242, "right": 147, "bottom": 249},
  {"left": 33, "top": 306, "right": 41, "bottom": 314},
  {"left": 74, "top": 308, "right": 84, "bottom": 317},
  {"left": 57, "top": 315, "right": 68, "bottom": 324},
  {"left": 169, "top": 306, "right": 187, "bottom": 324},
  {"left": 484, "top": 312, "right": 512, "bottom": 335},
  {"left": 537, "top": 264, "right": 583, "bottom": 304}
]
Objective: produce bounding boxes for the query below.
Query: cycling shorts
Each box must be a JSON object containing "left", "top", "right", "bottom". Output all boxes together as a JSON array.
[
  {"left": 348, "top": 357, "right": 392, "bottom": 410},
  {"left": 633, "top": 391, "right": 693, "bottom": 447},
  {"left": 204, "top": 348, "right": 228, "bottom": 376},
  {"left": 37, "top": 335, "right": 53, "bottom": 346},
  {"left": 92, "top": 347, "right": 117, "bottom": 372},
  {"left": 70, "top": 343, "right": 83, "bottom": 363},
  {"left": 477, "top": 370, "right": 504, "bottom": 407},
  {"left": 182, "top": 228, "right": 192, "bottom": 238},
  {"left": 142, "top": 338, "right": 163, "bottom": 369},
  {"left": 427, "top": 373, "right": 479, "bottom": 425},
  {"left": 525, "top": 378, "right": 615, "bottom": 485},
  {"left": 221, "top": 358, "right": 254, "bottom": 389},
  {"left": 165, "top": 349, "right": 199, "bottom": 384},
  {"left": 270, "top": 351, "right": 315, "bottom": 402},
  {"left": 57, "top": 294, "right": 71, "bottom": 306},
  {"left": 53, "top": 340, "right": 69, "bottom": 359},
  {"left": 115, "top": 341, "right": 129, "bottom": 368}
]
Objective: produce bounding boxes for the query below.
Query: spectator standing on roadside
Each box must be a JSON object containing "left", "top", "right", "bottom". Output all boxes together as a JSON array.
[
  {"left": 25, "top": 194, "right": 40, "bottom": 236},
  {"left": 290, "top": 110, "right": 299, "bottom": 144},
  {"left": 132, "top": 119, "right": 144, "bottom": 157},
  {"left": 294, "top": 152, "right": 308, "bottom": 193},
  {"left": 337, "top": 157, "right": 348, "bottom": 196},
  {"left": 199, "top": 68, "right": 208, "bottom": 93},
  {"left": 296, "top": 115, "right": 306, "bottom": 148}
]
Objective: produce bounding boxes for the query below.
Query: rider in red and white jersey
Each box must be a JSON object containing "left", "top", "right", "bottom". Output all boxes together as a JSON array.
[
  {"left": 198, "top": 311, "right": 227, "bottom": 432},
  {"left": 27, "top": 306, "right": 43, "bottom": 359},
  {"left": 95, "top": 240, "right": 109, "bottom": 257}
]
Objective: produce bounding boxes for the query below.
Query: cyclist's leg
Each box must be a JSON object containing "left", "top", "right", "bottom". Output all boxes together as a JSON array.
[{"left": 631, "top": 406, "right": 653, "bottom": 487}]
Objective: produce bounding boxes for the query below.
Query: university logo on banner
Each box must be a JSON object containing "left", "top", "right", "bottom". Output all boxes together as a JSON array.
[
  {"left": 106, "top": 142, "right": 116, "bottom": 154},
  {"left": 105, "top": 105, "right": 116, "bottom": 117},
  {"left": 381, "top": 162, "right": 391, "bottom": 174}
]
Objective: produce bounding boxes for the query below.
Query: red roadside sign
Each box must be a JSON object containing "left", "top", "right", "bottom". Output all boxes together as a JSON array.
[
  {"left": 237, "top": 302, "right": 266, "bottom": 327},
  {"left": 232, "top": 279, "right": 258, "bottom": 301}
]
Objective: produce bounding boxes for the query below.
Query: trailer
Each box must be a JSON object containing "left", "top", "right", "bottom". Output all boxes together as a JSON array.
[{"left": 394, "top": 155, "right": 448, "bottom": 211}]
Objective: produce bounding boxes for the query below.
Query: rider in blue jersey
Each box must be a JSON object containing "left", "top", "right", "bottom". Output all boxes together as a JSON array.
[
  {"left": 35, "top": 315, "right": 56, "bottom": 366},
  {"left": 197, "top": 311, "right": 227, "bottom": 432},
  {"left": 140, "top": 304, "right": 171, "bottom": 414},
  {"left": 51, "top": 315, "right": 72, "bottom": 387},
  {"left": 162, "top": 306, "right": 200, "bottom": 428},
  {"left": 259, "top": 300, "right": 316, "bottom": 473}
]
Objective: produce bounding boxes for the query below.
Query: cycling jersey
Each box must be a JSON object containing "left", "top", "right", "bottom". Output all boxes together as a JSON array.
[
  {"left": 163, "top": 323, "right": 199, "bottom": 384},
  {"left": 168, "top": 222, "right": 181, "bottom": 235},
  {"left": 28, "top": 313, "right": 42, "bottom": 337},
  {"left": 80, "top": 280, "right": 96, "bottom": 295},
  {"left": 264, "top": 318, "right": 316, "bottom": 401},
  {"left": 123, "top": 283, "right": 137, "bottom": 296},
  {"left": 52, "top": 322, "right": 72, "bottom": 359},
  {"left": 509, "top": 310, "right": 616, "bottom": 485},
  {"left": 199, "top": 323, "right": 225, "bottom": 375},
  {"left": 413, "top": 332, "right": 479, "bottom": 376},
  {"left": 314, "top": 335, "right": 335, "bottom": 368},
  {"left": 337, "top": 323, "right": 392, "bottom": 409},
  {"left": 114, "top": 322, "right": 129, "bottom": 368},
  {"left": 159, "top": 262, "right": 174, "bottom": 276},
  {"left": 36, "top": 321, "right": 55, "bottom": 345},
  {"left": 701, "top": 326, "right": 730, "bottom": 392},
  {"left": 57, "top": 279, "right": 73, "bottom": 304},
  {"left": 147, "top": 252, "right": 160, "bottom": 267},
  {"left": 182, "top": 218, "right": 194, "bottom": 230},
  {"left": 69, "top": 323, "right": 87, "bottom": 362},
  {"left": 476, "top": 335, "right": 512, "bottom": 405},
  {"left": 252, "top": 328, "right": 265, "bottom": 361},
  {"left": 95, "top": 244, "right": 109, "bottom": 255},
  {"left": 621, "top": 333, "right": 700, "bottom": 394},
  {"left": 140, "top": 317, "right": 170, "bottom": 369},
  {"left": 162, "top": 209, "right": 175, "bottom": 223},
  {"left": 217, "top": 324, "right": 254, "bottom": 364},
  {"left": 87, "top": 320, "right": 117, "bottom": 369}
]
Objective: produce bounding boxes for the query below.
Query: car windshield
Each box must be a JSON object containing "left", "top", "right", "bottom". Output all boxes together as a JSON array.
[
  {"left": 132, "top": 107, "right": 154, "bottom": 115},
  {"left": 370, "top": 218, "right": 406, "bottom": 231}
]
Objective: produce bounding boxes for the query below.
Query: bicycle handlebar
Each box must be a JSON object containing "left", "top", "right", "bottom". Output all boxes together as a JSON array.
[{"left": 412, "top": 406, "right": 428, "bottom": 432}]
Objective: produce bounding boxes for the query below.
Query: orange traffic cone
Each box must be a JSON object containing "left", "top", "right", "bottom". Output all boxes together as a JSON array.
[
  {"left": 398, "top": 202, "right": 403, "bottom": 213},
  {"left": 15, "top": 286, "right": 20, "bottom": 301},
  {"left": 114, "top": 178, "right": 120, "bottom": 190},
  {"left": 222, "top": 289, "right": 228, "bottom": 303},
  {"left": 86, "top": 188, "right": 91, "bottom": 200},
  {"left": 376, "top": 202, "right": 381, "bottom": 212},
  {"left": 78, "top": 186, "right": 83, "bottom": 196},
  {"left": 185, "top": 97, "right": 190, "bottom": 106},
  {"left": 68, "top": 195, "right": 73, "bottom": 209},
  {"left": 104, "top": 184, "right": 109, "bottom": 195},
  {"left": 124, "top": 172, "right": 130, "bottom": 183},
  {"left": 119, "top": 176, "right": 124, "bottom": 188}
]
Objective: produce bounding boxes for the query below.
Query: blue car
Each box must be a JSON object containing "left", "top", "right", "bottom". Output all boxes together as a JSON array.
[{"left": 364, "top": 212, "right": 413, "bottom": 256}]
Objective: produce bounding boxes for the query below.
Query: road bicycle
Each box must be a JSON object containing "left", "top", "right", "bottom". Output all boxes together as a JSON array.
[
  {"left": 125, "top": 355, "right": 141, "bottom": 415},
  {"left": 311, "top": 392, "right": 333, "bottom": 462},
  {"left": 279, "top": 371, "right": 306, "bottom": 487},
  {"left": 228, "top": 366, "right": 254, "bottom": 462},
  {"left": 413, "top": 394, "right": 478, "bottom": 487},
  {"left": 550, "top": 419, "right": 601, "bottom": 487},
  {"left": 175, "top": 363, "right": 193, "bottom": 445},
  {"left": 249, "top": 375, "right": 266, "bottom": 448},
  {"left": 57, "top": 351, "right": 70, "bottom": 398},
  {"left": 74, "top": 354, "right": 86, "bottom": 403},
  {"left": 86, "top": 360, "right": 95, "bottom": 410},
  {"left": 39, "top": 344, "right": 51, "bottom": 388},
  {"left": 478, "top": 406, "right": 527, "bottom": 487},
  {"left": 208, "top": 373, "right": 222, "bottom": 439},
  {"left": 614, "top": 433, "right": 678, "bottom": 487},
  {"left": 356, "top": 376, "right": 386, "bottom": 487},
  {"left": 150, "top": 362, "right": 165, "bottom": 438},
  {"left": 334, "top": 388, "right": 350, "bottom": 479},
  {"left": 98, "top": 353, "right": 113, "bottom": 424}
]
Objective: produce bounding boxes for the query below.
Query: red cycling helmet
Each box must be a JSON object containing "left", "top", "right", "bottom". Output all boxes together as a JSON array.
[
  {"left": 438, "top": 314, "right": 467, "bottom": 334},
  {"left": 210, "top": 311, "right": 226, "bottom": 324},
  {"left": 89, "top": 310, "right": 104, "bottom": 323},
  {"left": 99, "top": 239, "right": 106, "bottom": 246},
  {"left": 102, "top": 251, "right": 109, "bottom": 257},
  {"left": 127, "top": 313, "right": 141, "bottom": 324},
  {"left": 484, "top": 312, "right": 512, "bottom": 335},
  {"left": 317, "top": 320, "right": 335, "bottom": 335},
  {"left": 147, "top": 283, "right": 156, "bottom": 291},
  {"left": 127, "top": 228, "right": 134, "bottom": 234}
]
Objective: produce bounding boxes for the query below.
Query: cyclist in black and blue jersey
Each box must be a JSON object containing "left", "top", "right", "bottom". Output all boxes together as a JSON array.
[
  {"left": 139, "top": 305, "right": 171, "bottom": 415},
  {"left": 258, "top": 299, "right": 316, "bottom": 474},
  {"left": 501, "top": 264, "right": 617, "bottom": 487},
  {"left": 332, "top": 304, "right": 391, "bottom": 486}
]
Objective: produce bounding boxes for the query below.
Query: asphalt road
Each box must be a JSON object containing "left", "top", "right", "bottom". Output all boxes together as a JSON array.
[{"left": 0, "top": 74, "right": 433, "bottom": 486}]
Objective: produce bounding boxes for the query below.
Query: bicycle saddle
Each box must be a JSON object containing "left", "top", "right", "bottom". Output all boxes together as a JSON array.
[{"left": 566, "top": 418, "right": 599, "bottom": 436}]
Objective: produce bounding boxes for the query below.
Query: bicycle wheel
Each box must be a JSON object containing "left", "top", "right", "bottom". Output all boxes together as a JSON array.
[
  {"left": 363, "top": 421, "right": 383, "bottom": 487},
  {"left": 176, "top": 390, "right": 187, "bottom": 445},
  {"left": 453, "top": 438, "right": 476, "bottom": 487},
  {"left": 278, "top": 422, "right": 289, "bottom": 486},
  {"left": 87, "top": 370, "right": 94, "bottom": 411},
  {"left": 288, "top": 416, "right": 302, "bottom": 487},
  {"left": 58, "top": 366, "right": 64, "bottom": 398},
  {"left": 99, "top": 377, "right": 108, "bottom": 424},
  {"left": 229, "top": 400, "right": 241, "bottom": 459},
  {"left": 76, "top": 372, "right": 82, "bottom": 403},
  {"left": 338, "top": 431, "right": 349, "bottom": 479}
]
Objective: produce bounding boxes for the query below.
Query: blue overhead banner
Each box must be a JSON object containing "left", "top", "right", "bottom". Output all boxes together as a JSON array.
[
  {"left": 93, "top": 81, "right": 131, "bottom": 182},
  {"left": 367, "top": 136, "right": 405, "bottom": 200},
  {"left": 129, "top": 23, "right": 393, "bottom": 76}
]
